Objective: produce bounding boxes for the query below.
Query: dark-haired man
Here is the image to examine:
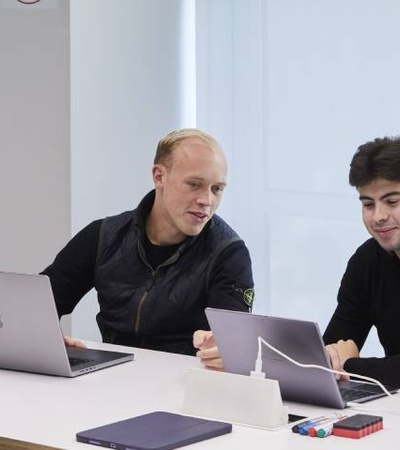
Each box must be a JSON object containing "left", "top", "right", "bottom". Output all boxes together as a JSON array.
[{"left": 324, "top": 136, "right": 400, "bottom": 388}]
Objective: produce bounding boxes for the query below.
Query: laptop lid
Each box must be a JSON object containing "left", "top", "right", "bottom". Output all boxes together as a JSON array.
[
  {"left": 205, "top": 308, "right": 391, "bottom": 409},
  {"left": 0, "top": 272, "right": 134, "bottom": 377}
]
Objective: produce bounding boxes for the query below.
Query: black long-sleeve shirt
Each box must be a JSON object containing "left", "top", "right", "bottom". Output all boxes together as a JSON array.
[{"left": 323, "top": 238, "right": 400, "bottom": 387}]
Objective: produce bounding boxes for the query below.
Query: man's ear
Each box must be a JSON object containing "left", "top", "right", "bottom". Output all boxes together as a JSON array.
[{"left": 152, "top": 164, "right": 165, "bottom": 188}]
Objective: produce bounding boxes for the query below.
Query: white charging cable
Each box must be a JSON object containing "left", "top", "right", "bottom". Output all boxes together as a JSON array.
[{"left": 251, "top": 336, "right": 400, "bottom": 402}]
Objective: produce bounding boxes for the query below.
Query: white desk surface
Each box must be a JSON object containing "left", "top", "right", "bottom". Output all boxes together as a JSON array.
[{"left": 1, "top": 340, "right": 400, "bottom": 449}]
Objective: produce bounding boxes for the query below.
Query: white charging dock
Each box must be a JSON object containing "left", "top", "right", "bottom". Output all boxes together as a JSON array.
[{"left": 182, "top": 368, "right": 288, "bottom": 429}]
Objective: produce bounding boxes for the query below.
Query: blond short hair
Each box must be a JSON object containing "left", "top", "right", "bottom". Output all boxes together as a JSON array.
[{"left": 154, "top": 128, "right": 222, "bottom": 168}]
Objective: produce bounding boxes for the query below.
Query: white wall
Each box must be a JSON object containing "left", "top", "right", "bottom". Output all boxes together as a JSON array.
[
  {"left": 196, "top": 0, "right": 400, "bottom": 355},
  {"left": 0, "top": 0, "right": 70, "bottom": 274},
  {"left": 70, "top": 0, "right": 193, "bottom": 340},
  {"left": 0, "top": 0, "right": 70, "bottom": 281}
]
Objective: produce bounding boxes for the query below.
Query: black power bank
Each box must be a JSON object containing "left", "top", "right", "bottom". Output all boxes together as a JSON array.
[{"left": 76, "top": 411, "right": 232, "bottom": 450}]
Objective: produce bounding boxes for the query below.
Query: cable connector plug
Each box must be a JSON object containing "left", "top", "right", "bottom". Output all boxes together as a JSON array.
[{"left": 250, "top": 337, "right": 265, "bottom": 378}]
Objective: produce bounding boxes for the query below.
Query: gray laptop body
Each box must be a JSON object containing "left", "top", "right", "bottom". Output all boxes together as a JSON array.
[
  {"left": 205, "top": 308, "right": 395, "bottom": 409},
  {"left": 0, "top": 272, "right": 134, "bottom": 377}
]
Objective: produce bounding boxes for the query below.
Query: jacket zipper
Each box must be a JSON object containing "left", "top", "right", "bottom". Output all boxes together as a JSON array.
[
  {"left": 134, "top": 246, "right": 181, "bottom": 334},
  {"left": 135, "top": 290, "right": 149, "bottom": 334}
]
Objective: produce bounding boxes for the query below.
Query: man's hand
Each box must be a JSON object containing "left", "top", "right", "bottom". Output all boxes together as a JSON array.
[
  {"left": 325, "top": 339, "right": 359, "bottom": 380},
  {"left": 64, "top": 335, "right": 87, "bottom": 349},
  {"left": 193, "top": 330, "right": 224, "bottom": 371}
]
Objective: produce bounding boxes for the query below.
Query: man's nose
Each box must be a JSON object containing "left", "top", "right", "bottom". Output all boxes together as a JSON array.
[
  {"left": 197, "top": 188, "right": 212, "bottom": 206},
  {"left": 373, "top": 204, "right": 389, "bottom": 223}
]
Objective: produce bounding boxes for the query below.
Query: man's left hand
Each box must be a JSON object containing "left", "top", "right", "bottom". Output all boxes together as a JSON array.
[
  {"left": 193, "top": 330, "right": 224, "bottom": 371},
  {"left": 64, "top": 335, "right": 87, "bottom": 348}
]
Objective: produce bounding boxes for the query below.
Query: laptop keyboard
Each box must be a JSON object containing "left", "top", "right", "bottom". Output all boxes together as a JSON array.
[
  {"left": 339, "top": 386, "right": 383, "bottom": 402},
  {"left": 69, "top": 357, "right": 95, "bottom": 367}
]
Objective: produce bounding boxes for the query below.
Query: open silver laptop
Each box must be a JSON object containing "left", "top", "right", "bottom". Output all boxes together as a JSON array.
[
  {"left": 206, "top": 308, "right": 397, "bottom": 409},
  {"left": 0, "top": 271, "right": 134, "bottom": 377}
]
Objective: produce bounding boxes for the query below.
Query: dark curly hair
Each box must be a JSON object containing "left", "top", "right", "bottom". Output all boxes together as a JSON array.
[{"left": 349, "top": 136, "right": 400, "bottom": 187}]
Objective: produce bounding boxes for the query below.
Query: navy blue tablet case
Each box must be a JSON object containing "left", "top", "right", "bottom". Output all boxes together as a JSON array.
[{"left": 76, "top": 411, "right": 232, "bottom": 450}]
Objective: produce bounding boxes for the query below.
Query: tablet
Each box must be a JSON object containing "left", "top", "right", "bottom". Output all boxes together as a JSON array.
[{"left": 76, "top": 411, "right": 232, "bottom": 450}]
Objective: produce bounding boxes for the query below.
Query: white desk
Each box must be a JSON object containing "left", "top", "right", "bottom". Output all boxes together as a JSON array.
[{"left": 1, "top": 340, "right": 400, "bottom": 449}]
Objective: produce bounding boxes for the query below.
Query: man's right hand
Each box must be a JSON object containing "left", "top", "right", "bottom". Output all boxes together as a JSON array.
[{"left": 325, "top": 339, "right": 359, "bottom": 380}]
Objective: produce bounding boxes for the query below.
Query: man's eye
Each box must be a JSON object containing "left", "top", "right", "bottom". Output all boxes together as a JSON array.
[
  {"left": 387, "top": 198, "right": 400, "bottom": 206},
  {"left": 362, "top": 203, "right": 374, "bottom": 209},
  {"left": 189, "top": 182, "right": 201, "bottom": 189},
  {"left": 212, "top": 186, "right": 225, "bottom": 194}
]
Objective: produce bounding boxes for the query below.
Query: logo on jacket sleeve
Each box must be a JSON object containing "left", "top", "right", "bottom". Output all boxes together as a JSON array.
[
  {"left": 243, "top": 288, "right": 255, "bottom": 308},
  {"left": 232, "top": 286, "right": 255, "bottom": 308}
]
